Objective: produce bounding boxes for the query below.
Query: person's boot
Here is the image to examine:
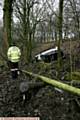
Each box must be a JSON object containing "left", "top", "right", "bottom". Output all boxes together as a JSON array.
[{"left": 12, "top": 71, "right": 18, "bottom": 79}]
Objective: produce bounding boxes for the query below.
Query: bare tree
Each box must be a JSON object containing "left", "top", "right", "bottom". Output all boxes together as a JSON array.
[
  {"left": 13, "top": 0, "right": 48, "bottom": 62},
  {"left": 3, "top": 0, "right": 15, "bottom": 53}
]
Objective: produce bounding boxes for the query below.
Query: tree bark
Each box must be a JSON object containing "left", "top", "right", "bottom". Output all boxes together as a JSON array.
[
  {"left": 57, "top": 0, "right": 64, "bottom": 79},
  {"left": 22, "top": 70, "right": 80, "bottom": 96},
  {"left": 3, "top": 0, "right": 14, "bottom": 53}
]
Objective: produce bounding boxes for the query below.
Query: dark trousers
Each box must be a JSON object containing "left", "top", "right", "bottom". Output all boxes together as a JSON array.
[{"left": 8, "top": 61, "right": 19, "bottom": 79}]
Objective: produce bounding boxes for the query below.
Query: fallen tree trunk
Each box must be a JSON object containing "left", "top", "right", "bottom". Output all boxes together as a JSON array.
[{"left": 22, "top": 70, "right": 80, "bottom": 96}]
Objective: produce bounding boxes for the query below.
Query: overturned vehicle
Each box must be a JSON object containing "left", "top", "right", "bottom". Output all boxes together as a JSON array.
[{"left": 35, "top": 46, "right": 65, "bottom": 63}]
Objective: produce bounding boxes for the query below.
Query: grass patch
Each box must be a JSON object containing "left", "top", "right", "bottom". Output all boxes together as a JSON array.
[{"left": 65, "top": 72, "right": 80, "bottom": 81}]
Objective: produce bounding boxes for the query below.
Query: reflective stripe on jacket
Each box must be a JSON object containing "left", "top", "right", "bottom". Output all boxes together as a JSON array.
[{"left": 7, "top": 46, "right": 21, "bottom": 62}]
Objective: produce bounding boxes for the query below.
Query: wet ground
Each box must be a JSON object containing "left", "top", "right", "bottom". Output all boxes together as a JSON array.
[{"left": 0, "top": 64, "right": 80, "bottom": 120}]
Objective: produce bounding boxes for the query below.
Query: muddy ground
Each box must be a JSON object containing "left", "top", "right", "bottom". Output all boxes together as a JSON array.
[{"left": 0, "top": 62, "right": 80, "bottom": 120}]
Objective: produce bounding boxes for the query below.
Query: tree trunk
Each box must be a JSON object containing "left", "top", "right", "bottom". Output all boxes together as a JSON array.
[
  {"left": 26, "top": 3, "right": 34, "bottom": 63},
  {"left": 23, "top": 0, "right": 27, "bottom": 61},
  {"left": 69, "top": 38, "right": 72, "bottom": 80},
  {"left": 57, "top": 0, "right": 64, "bottom": 79},
  {"left": 3, "top": 0, "right": 14, "bottom": 52},
  {"left": 22, "top": 70, "right": 80, "bottom": 96},
  {"left": 27, "top": 32, "right": 32, "bottom": 62}
]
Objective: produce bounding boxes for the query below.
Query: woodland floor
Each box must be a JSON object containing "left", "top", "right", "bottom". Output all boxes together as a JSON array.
[{"left": 0, "top": 62, "right": 80, "bottom": 120}]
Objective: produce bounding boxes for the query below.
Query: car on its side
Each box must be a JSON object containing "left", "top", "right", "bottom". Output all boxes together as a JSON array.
[{"left": 35, "top": 46, "right": 65, "bottom": 63}]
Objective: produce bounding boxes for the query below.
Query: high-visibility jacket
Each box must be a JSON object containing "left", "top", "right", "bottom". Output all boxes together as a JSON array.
[{"left": 7, "top": 46, "right": 21, "bottom": 62}]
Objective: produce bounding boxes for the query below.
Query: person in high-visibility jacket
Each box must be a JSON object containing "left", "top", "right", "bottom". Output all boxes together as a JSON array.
[{"left": 7, "top": 42, "right": 21, "bottom": 79}]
